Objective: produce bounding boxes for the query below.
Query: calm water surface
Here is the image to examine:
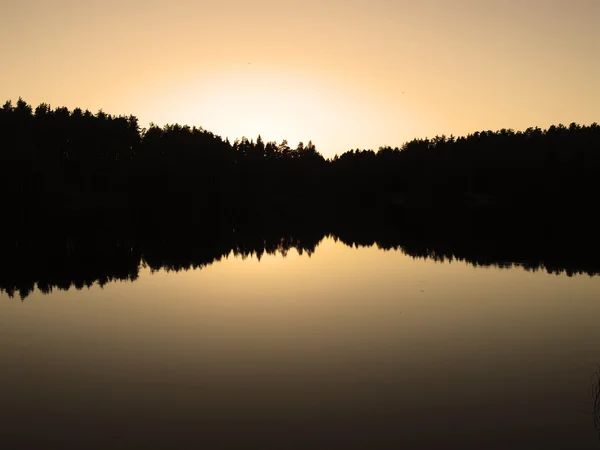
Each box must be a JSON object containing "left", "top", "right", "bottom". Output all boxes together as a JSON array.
[{"left": 2, "top": 237, "right": 600, "bottom": 449}]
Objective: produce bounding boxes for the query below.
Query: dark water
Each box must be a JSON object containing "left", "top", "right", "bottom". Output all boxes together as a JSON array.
[{"left": 2, "top": 237, "right": 600, "bottom": 449}]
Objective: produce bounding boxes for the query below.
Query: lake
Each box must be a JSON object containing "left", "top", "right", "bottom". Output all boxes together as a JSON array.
[{"left": 2, "top": 235, "right": 600, "bottom": 449}]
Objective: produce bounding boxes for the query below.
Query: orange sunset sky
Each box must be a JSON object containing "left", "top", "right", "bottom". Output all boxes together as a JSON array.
[{"left": 1, "top": 0, "right": 598, "bottom": 157}]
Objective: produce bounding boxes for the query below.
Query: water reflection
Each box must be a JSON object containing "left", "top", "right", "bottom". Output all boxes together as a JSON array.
[
  {"left": 2, "top": 217, "right": 599, "bottom": 299},
  {"left": 2, "top": 227, "right": 600, "bottom": 448}
]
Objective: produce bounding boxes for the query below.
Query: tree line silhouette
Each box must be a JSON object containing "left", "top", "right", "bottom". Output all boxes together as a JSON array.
[{"left": 3, "top": 98, "right": 599, "bottom": 226}]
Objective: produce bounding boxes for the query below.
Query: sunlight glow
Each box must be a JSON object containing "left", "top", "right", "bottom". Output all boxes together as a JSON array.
[{"left": 131, "top": 69, "right": 416, "bottom": 154}]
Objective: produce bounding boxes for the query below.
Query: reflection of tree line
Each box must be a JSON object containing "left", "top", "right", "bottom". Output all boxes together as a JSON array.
[
  {"left": 2, "top": 214, "right": 599, "bottom": 299},
  {"left": 0, "top": 224, "right": 326, "bottom": 299}
]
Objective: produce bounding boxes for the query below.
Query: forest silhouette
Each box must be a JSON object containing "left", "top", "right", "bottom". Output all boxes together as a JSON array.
[
  {"left": 3, "top": 98, "right": 599, "bottom": 220},
  {"left": 1, "top": 98, "right": 599, "bottom": 298}
]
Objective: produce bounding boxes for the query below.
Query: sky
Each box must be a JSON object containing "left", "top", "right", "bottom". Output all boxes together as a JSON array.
[{"left": 1, "top": 0, "right": 598, "bottom": 157}]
